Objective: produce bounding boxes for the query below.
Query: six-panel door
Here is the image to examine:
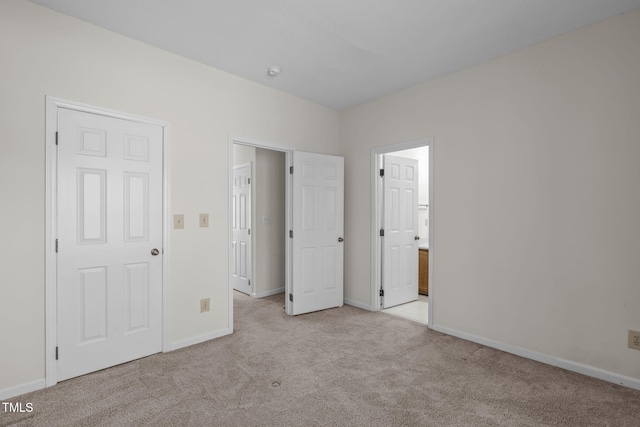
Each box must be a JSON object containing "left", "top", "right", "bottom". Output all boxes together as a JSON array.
[
  {"left": 232, "top": 163, "right": 252, "bottom": 295},
  {"left": 57, "top": 108, "right": 163, "bottom": 381},
  {"left": 292, "top": 151, "right": 344, "bottom": 315},
  {"left": 382, "top": 154, "right": 419, "bottom": 309}
]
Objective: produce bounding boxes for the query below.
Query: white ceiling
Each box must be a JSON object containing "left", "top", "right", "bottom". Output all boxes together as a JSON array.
[{"left": 30, "top": 0, "right": 640, "bottom": 110}]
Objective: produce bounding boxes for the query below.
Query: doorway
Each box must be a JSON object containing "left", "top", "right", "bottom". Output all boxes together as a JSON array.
[
  {"left": 371, "top": 137, "right": 433, "bottom": 326},
  {"left": 228, "top": 137, "right": 345, "bottom": 323},
  {"left": 228, "top": 136, "right": 292, "bottom": 322},
  {"left": 231, "top": 143, "right": 287, "bottom": 299}
]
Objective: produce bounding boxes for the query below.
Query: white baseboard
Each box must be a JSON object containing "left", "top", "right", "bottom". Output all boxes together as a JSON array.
[
  {"left": 252, "top": 288, "right": 285, "bottom": 298},
  {"left": 1, "top": 330, "right": 234, "bottom": 399},
  {"left": 344, "top": 298, "right": 373, "bottom": 311},
  {"left": 430, "top": 323, "right": 640, "bottom": 391},
  {"left": 169, "top": 328, "right": 232, "bottom": 352},
  {"left": 0, "top": 378, "right": 46, "bottom": 400}
]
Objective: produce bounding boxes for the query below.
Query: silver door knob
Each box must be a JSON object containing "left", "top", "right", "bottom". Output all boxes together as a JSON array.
[
  {"left": 151, "top": 248, "right": 160, "bottom": 256},
  {"left": 414, "top": 236, "right": 420, "bottom": 240},
  {"left": 338, "top": 237, "right": 344, "bottom": 242}
]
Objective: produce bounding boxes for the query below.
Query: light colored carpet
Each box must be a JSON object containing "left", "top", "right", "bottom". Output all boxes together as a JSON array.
[{"left": 2, "top": 291, "right": 639, "bottom": 426}]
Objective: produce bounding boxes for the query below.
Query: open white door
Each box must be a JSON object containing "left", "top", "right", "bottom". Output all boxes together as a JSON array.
[
  {"left": 57, "top": 107, "right": 163, "bottom": 381},
  {"left": 381, "top": 155, "right": 419, "bottom": 309},
  {"left": 232, "top": 163, "right": 252, "bottom": 295},
  {"left": 291, "top": 151, "right": 344, "bottom": 315}
]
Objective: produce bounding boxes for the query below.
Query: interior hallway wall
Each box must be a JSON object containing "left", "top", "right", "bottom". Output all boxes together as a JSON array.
[
  {"left": 340, "top": 9, "right": 640, "bottom": 383},
  {"left": 0, "top": 0, "right": 340, "bottom": 394},
  {"left": 255, "top": 148, "right": 286, "bottom": 296}
]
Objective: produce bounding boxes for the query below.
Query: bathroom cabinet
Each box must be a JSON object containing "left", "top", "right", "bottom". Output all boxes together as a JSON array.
[{"left": 419, "top": 248, "right": 429, "bottom": 295}]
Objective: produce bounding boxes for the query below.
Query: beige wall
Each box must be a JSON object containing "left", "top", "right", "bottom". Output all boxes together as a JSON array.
[
  {"left": 2, "top": 0, "right": 639, "bottom": 395},
  {"left": 0, "top": 0, "right": 339, "bottom": 391},
  {"left": 233, "top": 144, "right": 256, "bottom": 168},
  {"left": 341, "top": 9, "right": 640, "bottom": 381}
]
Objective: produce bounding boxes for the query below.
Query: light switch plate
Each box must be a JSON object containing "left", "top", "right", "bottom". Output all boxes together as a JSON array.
[
  {"left": 199, "top": 213, "right": 209, "bottom": 227},
  {"left": 174, "top": 214, "right": 184, "bottom": 229}
]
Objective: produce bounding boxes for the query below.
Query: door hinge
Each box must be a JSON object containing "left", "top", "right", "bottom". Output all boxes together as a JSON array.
[
  {"left": 248, "top": 228, "right": 251, "bottom": 235},
  {"left": 289, "top": 230, "right": 293, "bottom": 238},
  {"left": 289, "top": 166, "right": 293, "bottom": 174},
  {"left": 289, "top": 293, "right": 293, "bottom": 302},
  {"left": 380, "top": 169, "right": 384, "bottom": 177},
  {"left": 379, "top": 229, "right": 384, "bottom": 237},
  {"left": 55, "top": 131, "right": 59, "bottom": 146},
  {"left": 248, "top": 279, "right": 251, "bottom": 287},
  {"left": 379, "top": 289, "right": 384, "bottom": 297},
  {"left": 55, "top": 238, "right": 58, "bottom": 253},
  {"left": 248, "top": 178, "right": 251, "bottom": 184},
  {"left": 55, "top": 346, "right": 59, "bottom": 360}
]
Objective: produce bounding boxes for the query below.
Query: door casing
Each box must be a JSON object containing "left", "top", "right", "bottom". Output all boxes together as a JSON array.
[
  {"left": 45, "top": 96, "right": 171, "bottom": 387},
  {"left": 371, "top": 137, "right": 434, "bottom": 325}
]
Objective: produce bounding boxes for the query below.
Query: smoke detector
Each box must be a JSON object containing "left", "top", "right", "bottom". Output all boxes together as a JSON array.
[{"left": 267, "top": 66, "right": 281, "bottom": 77}]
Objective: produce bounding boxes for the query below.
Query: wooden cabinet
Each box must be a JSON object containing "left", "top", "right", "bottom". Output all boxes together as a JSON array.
[{"left": 419, "top": 249, "right": 429, "bottom": 295}]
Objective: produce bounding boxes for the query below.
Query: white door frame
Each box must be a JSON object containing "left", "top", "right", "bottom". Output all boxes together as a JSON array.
[
  {"left": 45, "top": 96, "right": 171, "bottom": 387},
  {"left": 228, "top": 135, "right": 294, "bottom": 327},
  {"left": 371, "top": 137, "right": 434, "bottom": 325}
]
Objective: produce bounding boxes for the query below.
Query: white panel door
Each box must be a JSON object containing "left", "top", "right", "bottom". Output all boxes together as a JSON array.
[
  {"left": 57, "top": 107, "right": 163, "bottom": 381},
  {"left": 292, "top": 151, "right": 344, "bottom": 315},
  {"left": 382, "top": 155, "right": 419, "bottom": 309},
  {"left": 232, "top": 163, "right": 252, "bottom": 295}
]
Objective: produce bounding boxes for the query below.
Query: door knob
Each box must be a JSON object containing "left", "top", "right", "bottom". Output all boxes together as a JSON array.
[
  {"left": 151, "top": 248, "right": 160, "bottom": 256},
  {"left": 414, "top": 236, "right": 420, "bottom": 240},
  {"left": 338, "top": 237, "right": 344, "bottom": 242}
]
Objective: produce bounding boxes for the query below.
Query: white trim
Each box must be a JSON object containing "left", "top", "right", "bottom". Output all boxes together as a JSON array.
[
  {"left": 162, "top": 123, "right": 172, "bottom": 353},
  {"left": 0, "top": 379, "right": 46, "bottom": 401},
  {"left": 370, "top": 138, "right": 434, "bottom": 316},
  {"left": 252, "top": 288, "right": 285, "bottom": 298},
  {"left": 169, "top": 328, "right": 232, "bottom": 352},
  {"left": 45, "top": 96, "right": 171, "bottom": 388},
  {"left": 427, "top": 140, "right": 435, "bottom": 328},
  {"left": 344, "top": 298, "right": 373, "bottom": 311},
  {"left": 45, "top": 98, "right": 59, "bottom": 387},
  {"left": 228, "top": 135, "right": 295, "bottom": 329},
  {"left": 430, "top": 323, "right": 640, "bottom": 391}
]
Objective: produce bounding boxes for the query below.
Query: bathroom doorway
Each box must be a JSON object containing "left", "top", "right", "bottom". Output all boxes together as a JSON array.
[{"left": 372, "top": 138, "right": 433, "bottom": 326}]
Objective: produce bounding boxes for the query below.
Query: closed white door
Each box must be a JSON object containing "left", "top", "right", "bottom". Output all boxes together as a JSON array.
[
  {"left": 291, "top": 151, "right": 344, "bottom": 315},
  {"left": 382, "top": 155, "right": 419, "bottom": 309},
  {"left": 57, "top": 107, "right": 163, "bottom": 381},
  {"left": 232, "top": 163, "right": 252, "bottom": 295}
]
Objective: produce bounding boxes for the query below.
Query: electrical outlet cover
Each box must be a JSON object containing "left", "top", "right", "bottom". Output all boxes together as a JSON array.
[
  {"left": 174, "top": 214, "right": 184, "bottom": 229},
  {"left": 629, "top": 329, "right": 640, "bottom": 350}
]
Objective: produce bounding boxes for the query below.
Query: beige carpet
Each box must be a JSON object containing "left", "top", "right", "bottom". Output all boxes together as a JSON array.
[{"left": 2, "top": 291, "right": 639, "bottom": 426}]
